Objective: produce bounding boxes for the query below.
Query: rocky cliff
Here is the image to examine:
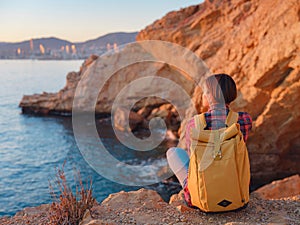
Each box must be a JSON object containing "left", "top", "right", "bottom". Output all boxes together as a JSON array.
[
  {"left": 19, "top": 0, "right": 300, "bottom": 187},
  {"left": 137, "top": 0, "right": 300, "bottom": 186},
  {"left": 1, "top": 175, "right": 299, "bottom": 224}
]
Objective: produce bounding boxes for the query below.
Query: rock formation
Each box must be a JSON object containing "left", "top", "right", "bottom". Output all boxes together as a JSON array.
[
  {"left": 19, "top": 0, "right": 300, "bottom": 187},
  {"left": 19, "top": 55, "right": 99, "bottom": 116},
  {"left": 255, "top": 174, "right": 300, "bottom": 200},
  {"left": 137, "top": 0, "right": 300, "bottom": 186},
  {"left": 19, "top": 48, "right": 196, "bottom": 134},
  {"left": 1, "top": 176, "right": 299, "bottom": 224}
]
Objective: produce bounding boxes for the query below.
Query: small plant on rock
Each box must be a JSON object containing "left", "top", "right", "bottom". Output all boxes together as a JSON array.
[{"left": 48, "top": 164, "right": 95, "bottom": 225}]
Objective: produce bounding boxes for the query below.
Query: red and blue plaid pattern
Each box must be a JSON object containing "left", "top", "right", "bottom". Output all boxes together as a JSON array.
[{"left": 184, "top": 106, "right": 252, "bottom": 207}]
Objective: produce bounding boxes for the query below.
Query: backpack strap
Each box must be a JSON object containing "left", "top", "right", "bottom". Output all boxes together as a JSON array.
[
  {"left": 225, "top": 110, "right": 239, "bottom": 127},
  {"left": 194, "top": 113, "right": 207, "bottom": 130}
]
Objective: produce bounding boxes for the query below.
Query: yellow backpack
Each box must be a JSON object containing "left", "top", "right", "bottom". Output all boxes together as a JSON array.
[{"left": 187, "top": 111, "right": 250, "bottom": 212}]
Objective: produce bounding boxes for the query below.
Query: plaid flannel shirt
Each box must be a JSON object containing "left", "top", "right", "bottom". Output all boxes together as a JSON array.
[{"left": 184, "top": 105, "right": 252, "bottom": 206}]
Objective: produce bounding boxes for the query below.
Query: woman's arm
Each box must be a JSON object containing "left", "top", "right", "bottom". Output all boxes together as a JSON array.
[
  {"left": 238, "top": 112, "right": 253, "bottom": 142},
  {"left": 185, "top": 118, "right": 195, "bottom": 156}
]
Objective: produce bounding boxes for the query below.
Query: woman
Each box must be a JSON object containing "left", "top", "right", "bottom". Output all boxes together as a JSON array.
[{"left": 166, "top": 73, "right": 252, "bottom": 207}]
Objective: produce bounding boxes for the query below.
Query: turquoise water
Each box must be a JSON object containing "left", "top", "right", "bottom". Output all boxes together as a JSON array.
[{"left": 0, "top": 60, "right": 176, "bottom": 216}]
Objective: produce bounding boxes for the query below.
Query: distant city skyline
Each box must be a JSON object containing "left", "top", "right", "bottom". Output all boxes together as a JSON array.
[
  {"left": 0, "top": 32, "right": 138, "bottom": 59},
  {"left": 0, "top": 0, "right": 203, "bottom": 43}
]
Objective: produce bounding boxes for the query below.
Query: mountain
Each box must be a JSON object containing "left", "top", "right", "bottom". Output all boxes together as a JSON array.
[
  {"left": 0, "top": 37, "right": 71, "bottom": 52},
  {"left": 0, "top": 32, "right": 137, "bottom": 59},
  {"left": 76, "top": 32, "right": 138, "bottom": 49}
]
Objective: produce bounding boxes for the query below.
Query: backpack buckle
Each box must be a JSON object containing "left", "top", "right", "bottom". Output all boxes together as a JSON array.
[{"left": 214, "top": 150, "right": 222, "bottom": 160}]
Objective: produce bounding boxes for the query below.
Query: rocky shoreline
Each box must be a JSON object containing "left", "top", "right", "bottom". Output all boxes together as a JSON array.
[
  {"left": 1, "top": 175, "right": 299, "bottom": 225},
  {"left": 19, "top": 54, "right": 184, "bottom": 138},
  {"left": 16, "top": 0, "right": 300, "bottom": 223},
  {"left": 19, "top": 0, "right": 300, "bottom": 188}
]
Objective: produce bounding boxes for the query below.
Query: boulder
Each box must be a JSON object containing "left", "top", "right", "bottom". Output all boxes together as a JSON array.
[{"left": 255, "top": 174, "right": 300, "bottom": 200}]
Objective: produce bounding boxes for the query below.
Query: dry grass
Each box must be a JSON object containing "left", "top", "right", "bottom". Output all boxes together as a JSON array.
[{"left": 48, "top": 164, "right": 95, "bottom": 225}]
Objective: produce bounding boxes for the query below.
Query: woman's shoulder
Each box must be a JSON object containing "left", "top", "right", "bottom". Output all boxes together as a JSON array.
[
  {"left": 237, "top": 111, "right": 251, "bottom": 116},
  {"left": 237, "top": 111, "right": 252, "bottom": 124}
]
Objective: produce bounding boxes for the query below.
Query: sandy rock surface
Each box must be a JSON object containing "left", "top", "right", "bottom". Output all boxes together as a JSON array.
[
  {"left": 255, "top": 174, "right": 300, "bottom": 200},
  {"left": 1, "top": 186, "right": 299, "bottom": 225}
]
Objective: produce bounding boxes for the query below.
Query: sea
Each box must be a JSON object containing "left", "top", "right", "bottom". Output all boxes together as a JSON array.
[{"left": 0, "top": 60, "right": 178, "bottom": 217}]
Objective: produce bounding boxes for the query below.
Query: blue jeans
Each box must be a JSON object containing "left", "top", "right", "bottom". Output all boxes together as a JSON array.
[{"left": 166, "top": 147, "right": 189, "bottom": 188}]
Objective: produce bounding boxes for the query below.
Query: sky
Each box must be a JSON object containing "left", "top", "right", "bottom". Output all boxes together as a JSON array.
[{"left": 0, "top": 0, "right": 203, "bottom": 43}]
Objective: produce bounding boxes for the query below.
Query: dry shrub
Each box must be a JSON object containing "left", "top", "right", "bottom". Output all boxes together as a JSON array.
[{"left": 48, "top": 164, "right": 95, "bottom": 225}]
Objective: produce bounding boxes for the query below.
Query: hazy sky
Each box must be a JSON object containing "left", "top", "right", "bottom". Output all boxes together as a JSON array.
[{"left": 0, "top": 0, "right": 203, "bottom": 43}]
